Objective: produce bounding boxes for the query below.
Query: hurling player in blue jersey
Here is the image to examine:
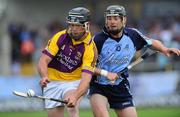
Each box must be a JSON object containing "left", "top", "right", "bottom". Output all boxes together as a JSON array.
[{"left": 89, "top": 5, "right": 180, "bottom": 117}]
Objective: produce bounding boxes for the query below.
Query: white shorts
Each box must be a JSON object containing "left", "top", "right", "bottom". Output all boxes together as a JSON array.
[{"left": 43, "top": 80, "right": 80, "bottom": 109}]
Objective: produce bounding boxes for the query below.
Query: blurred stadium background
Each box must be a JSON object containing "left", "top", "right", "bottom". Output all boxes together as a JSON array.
[{"left": 0, "top": 0, "right": 180, "bottom": 116}]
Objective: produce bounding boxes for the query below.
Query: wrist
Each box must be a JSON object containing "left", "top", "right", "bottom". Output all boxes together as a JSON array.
[
  {"left": 42, "top": 76, "right": 48, "bottom": 78},
  {"left": 100, "top": 69, "right": 108, "bottom": 77},
  {"left": 161, "top": 47, "right": 168, "bottom": 53}
]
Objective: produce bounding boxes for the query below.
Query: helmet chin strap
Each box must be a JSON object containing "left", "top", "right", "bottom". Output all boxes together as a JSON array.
[{"left": 83, "top": 22, "right": 90, "bottom": 33}]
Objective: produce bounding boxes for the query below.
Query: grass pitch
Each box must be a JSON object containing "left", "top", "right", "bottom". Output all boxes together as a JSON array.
[{"left": 0, "top": 107, "right": 179, "bottom": 117}]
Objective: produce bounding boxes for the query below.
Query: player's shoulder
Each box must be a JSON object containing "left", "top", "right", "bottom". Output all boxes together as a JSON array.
[
  {"left": 124, "top": 27, "right": 141, "bottom": 35},
  {"left": 47, "top": 29, "right": 68, "bottom": 48},
  {"left": 84, "top": 38, "right": 97, "bottom": 56},
  {"left": 50, "top": 29, "right": 67, "bottom": 42},
  {"left": 53, "top": 29, "right": 67, "bottom": 38},
  {"left": 124, "top": 27, "right": 145, "bottom": 40},
  {"left": 93, "top": 31, "right": 108, "bottom": 43}
]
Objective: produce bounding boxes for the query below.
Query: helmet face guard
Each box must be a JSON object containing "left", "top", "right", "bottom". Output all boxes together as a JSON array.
[{"left": 67, "top": 14, "right": 86, "bottom": 25}]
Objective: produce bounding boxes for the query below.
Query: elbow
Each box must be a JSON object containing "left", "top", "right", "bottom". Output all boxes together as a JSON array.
[
  {"left": 152, "top": 39, "right": 162, "bottom": 45},
  {"left": 151, "top": 39, "right": 167, "bottom": 52},
  {"left": 37, "top": 56, "right": 49, "bottom": 72}
]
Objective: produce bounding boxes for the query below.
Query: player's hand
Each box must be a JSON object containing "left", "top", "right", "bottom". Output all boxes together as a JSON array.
[
  {"left": 107, "top": 72, "right": 118, "bottom": 81},
  {"left": 65, "top": 92, "right": 78, "bottom": 108},
  {"left": 163, "top": 48, "right": 180, "bottom": 57},
  {"left": 40, "top": 77, "right": 50, "bottom": 88}
]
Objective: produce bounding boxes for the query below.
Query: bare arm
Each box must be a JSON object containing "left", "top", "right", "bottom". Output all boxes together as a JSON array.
[
  {"left": 66, "top": 72, "right": 92, "bottom": 107},
  {"left": 75, "top": 72, "right": 92, "bottom": 99},
  {"left": 38, "top": 54, "right": 52, "bottom": 87},
  {"left": 93, "top": 67, "right": 101, "bottom": 75},
  {"left": 151, "top": 40, "right": 180, "bottom": 57}
]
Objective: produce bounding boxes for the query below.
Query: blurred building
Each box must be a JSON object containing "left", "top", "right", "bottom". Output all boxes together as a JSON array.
[{"left": 0, "top": 0, "right": 179, "bottom": 75}]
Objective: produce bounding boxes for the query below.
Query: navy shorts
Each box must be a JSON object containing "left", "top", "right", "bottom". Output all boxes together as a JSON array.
[{"left": 89, "top": 79, "right": 135, "bottom": 109}]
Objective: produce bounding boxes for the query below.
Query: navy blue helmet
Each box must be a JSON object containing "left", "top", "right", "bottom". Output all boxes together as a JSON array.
[
  {"left": 67, "top": 7, "right": 90, "bottom": 25},
  {"left": 105, "top": 5, "right": 126, "bottom": 17}
]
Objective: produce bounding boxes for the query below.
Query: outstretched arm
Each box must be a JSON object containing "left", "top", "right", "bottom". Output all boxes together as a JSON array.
[{"left": 151, "top": 39, "right": 180, "bottom": 57}]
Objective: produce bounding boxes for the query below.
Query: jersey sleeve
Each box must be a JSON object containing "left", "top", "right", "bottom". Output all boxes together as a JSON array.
[
  {"left": 42, "top": 31, "right": 64, "bottom": 58},
  {"left": 82, "top": 41, "right": 98, "bottom": 75},
  {"left": 93, "top": 32, "right": 108, "bottom": 55},
  {"left": 129, "top": 28, "right": 152, "bottom": 51}
]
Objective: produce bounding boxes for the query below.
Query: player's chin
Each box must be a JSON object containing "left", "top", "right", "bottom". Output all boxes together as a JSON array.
[
  {"left": 108, "top": 29, "right": 121, "bottom": 35},
  {"left": 72, "top": 36, "right": 81, "bottom": 40},
  {"left": 108, "top": 26, "right": 119, "bottom": 30},
  {"left": 72, "top": 34, "right": 84, "bottom": 40}
]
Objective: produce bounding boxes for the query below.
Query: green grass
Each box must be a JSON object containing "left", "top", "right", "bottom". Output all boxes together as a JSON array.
[
  {"left": 137, "top": 107, "right": 180, "bottom": 117},
  {"left": 0, "top": 107, "right": 179, "bottom": 117}
]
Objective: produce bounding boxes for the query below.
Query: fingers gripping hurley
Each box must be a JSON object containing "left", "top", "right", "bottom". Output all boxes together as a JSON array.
[{"left": 13, "top": 90, "right": 67, "bottom": 104}]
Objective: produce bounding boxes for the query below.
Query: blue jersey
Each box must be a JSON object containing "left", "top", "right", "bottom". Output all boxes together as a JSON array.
[{"left": 93, "top": 27, "right": 152, "bottom": 85}]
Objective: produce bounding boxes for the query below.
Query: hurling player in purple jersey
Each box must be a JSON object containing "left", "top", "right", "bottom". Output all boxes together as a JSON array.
[{"left": 38, "top": 7, "right": 97, "bottom": 117}]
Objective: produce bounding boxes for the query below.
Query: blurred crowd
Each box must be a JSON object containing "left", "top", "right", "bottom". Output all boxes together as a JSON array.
[
  {"left": 128, "top": 15, "right": 180, "bottom": 71},
  {"left": 8, "top": 15, "right": 180, "bottom": 75}
]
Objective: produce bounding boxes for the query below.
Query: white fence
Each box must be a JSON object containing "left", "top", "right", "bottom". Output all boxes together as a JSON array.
[{"left": 0, "top": 71, "right": 180, "bottom": 111}]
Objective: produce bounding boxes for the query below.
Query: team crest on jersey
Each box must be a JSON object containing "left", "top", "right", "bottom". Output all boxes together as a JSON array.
[
  {"left": 116, "top": 44, "right": 121, "bottom": 51},
  {"left": 61, "top": 45, "right": 65, "bottom": 50},
  {"left": 69, "top": 45, "right": 75, "bottom": 50},
  {"left": 75, "top": 51, "right": 82, "bottom": 60}
]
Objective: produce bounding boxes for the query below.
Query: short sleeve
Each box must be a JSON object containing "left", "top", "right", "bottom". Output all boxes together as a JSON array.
[
  {"left": 127, "top": 28, "right": 152, "bottom": 50},
  {"left": 42, "top": 31, "right": 65, "bottom": 58},
  {"left": 82, "top": 41, "right": 98, "bottom": 74}
]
